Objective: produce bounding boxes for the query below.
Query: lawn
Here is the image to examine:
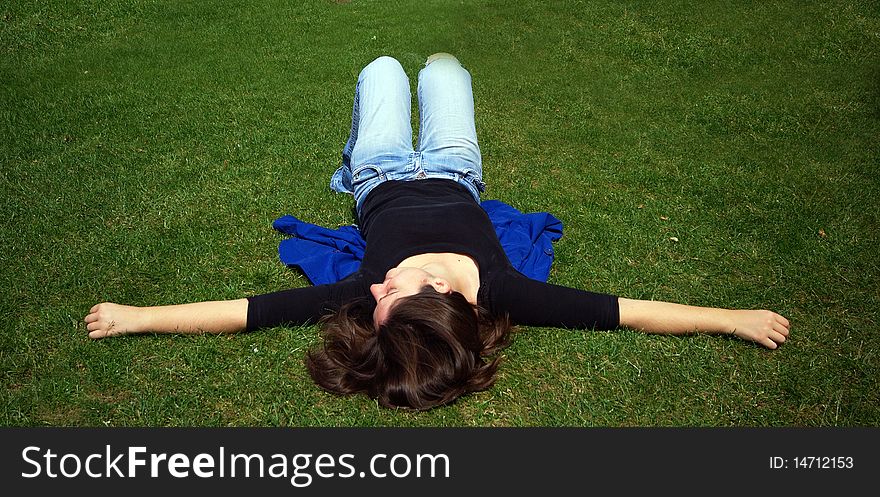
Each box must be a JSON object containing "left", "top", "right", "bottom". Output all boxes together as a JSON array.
[{"left": 1, "top": 0, "right": 878, "bottom": 426}]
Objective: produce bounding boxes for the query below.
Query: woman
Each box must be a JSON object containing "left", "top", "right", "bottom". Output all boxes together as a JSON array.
[{"left": 85, "top": 54, "right": 790, "bottom": 410}]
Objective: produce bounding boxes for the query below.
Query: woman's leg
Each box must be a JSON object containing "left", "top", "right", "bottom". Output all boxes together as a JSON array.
[
  {"left": 331, "top": 56, "right": 414, "bottom": 208},
  {"left": 416, "top": 53, "right": 484, "bottom": 198}
]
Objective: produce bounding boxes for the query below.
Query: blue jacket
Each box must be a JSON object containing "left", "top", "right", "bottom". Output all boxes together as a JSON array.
[{"left": 273, "top": 200, "right": 562, "bottom": 285}]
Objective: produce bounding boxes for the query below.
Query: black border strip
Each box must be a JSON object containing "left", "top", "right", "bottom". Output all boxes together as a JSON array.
[{"left": 2, "top": 427, "right": 875, "bottom": 494}]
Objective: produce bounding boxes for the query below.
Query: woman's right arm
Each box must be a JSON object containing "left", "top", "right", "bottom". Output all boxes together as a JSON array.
[
  {"left": 492, "top": 269, "right": 789, "bottom": 349},
  {"left": 84, "top": 299, "right": 249, "bottom": 339},
  {"left": 617, "top": 297, "right": 790, "bottom": 349}
]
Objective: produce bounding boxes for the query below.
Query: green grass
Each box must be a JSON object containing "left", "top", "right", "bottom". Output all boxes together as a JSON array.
[{"left": 2, "top": 0, "right": 878, "bottom": 426}]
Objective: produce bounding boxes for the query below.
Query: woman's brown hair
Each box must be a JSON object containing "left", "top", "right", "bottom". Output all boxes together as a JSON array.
[{"left": 305, "top": 287, "right": 512, "bottom": 410}]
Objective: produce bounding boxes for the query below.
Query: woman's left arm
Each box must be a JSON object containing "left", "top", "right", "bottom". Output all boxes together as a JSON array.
[
  {"left": 617, "top": 297, "right": 790, "bottom": 349},
  {"left": 85, "top": 300, "right": 249, "bottom": 339}
]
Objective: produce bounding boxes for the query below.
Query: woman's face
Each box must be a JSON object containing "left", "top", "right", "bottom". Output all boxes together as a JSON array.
[{"left": 370, "top": 267, "right": 445, "bottom": 326}]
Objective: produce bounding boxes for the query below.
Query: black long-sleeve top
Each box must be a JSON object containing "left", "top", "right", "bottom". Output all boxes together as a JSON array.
[{"left": 246, "top": 179, "right": 619, "bottom": 331}]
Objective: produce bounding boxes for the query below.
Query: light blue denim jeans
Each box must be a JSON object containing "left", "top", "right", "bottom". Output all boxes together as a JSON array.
[{"left": 330, "top": 54, "right": 485, "bottom": 213}]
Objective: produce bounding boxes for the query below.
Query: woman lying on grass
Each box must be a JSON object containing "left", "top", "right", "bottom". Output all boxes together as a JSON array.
[{"left": 85, "top": 54, "right": 790, "bottom": 410}]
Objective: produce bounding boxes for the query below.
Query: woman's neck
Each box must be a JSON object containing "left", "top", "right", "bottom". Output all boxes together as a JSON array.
[{"left": 397, "top": 253, "right": 480, "bottom": 304}]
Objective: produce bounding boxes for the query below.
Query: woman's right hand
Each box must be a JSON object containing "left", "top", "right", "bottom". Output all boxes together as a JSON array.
[
  {"left": 84, "top": 303, "right": 145, "bottom": 339},
  {"left": 728, "top": 309, "right": 790, "bottom": 349}
]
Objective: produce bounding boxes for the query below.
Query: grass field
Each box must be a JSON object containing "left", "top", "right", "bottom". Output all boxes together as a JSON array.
[{"left": 2, "top": 0, "right": 878, "bottom": 426}]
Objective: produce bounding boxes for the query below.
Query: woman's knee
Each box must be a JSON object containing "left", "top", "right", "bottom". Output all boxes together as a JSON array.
[
  {"left": 425, "top": 52, "right": 460, "bottom": 66},
  {"left": 358, "top": 56, "right": 409, "bottom": 93},
  {"left": 361, "top": 55, "right": 405, "bottom": 77},
  {"left": 419, "top": 53, "right": 469, "bottom": 87}
]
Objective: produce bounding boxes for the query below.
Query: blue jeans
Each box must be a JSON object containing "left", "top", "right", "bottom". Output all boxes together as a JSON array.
[{"left": 330, "top": 54, "right": 485, "bottom": 213}]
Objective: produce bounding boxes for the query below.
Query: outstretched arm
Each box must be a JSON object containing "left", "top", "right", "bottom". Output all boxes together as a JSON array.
[
  {"left": 617, "top": 297, "right": 790, "bottom": 349},
  {"left": 84, "top": 299, "right": 249, "bottom": 339}
]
